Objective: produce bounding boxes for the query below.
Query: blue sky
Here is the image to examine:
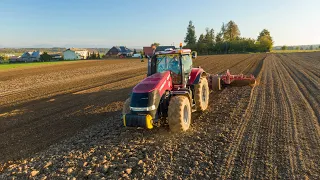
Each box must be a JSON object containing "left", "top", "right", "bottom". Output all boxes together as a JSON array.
[{"left": 0, "top": 0, "right": 319, "bottom": 48}]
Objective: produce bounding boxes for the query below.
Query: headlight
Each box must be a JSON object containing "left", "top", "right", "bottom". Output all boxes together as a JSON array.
[{"left": 130, "top": 105, "right": 156, "bottom": 111}]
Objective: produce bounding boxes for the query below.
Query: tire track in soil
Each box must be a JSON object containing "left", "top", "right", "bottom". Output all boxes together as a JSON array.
[
  {"left": 275, "top": 54, "right": 320, "bottom": 178},
  {"left": 1, "top": 54, "right": 318, "bottom": 179},
  {"left": 0, "top": 65, "right": 146, "bottom": 107},
  {"left": 277, "top": 54, "right": 320, "bottom": 121},
  {"left": 219, "top": 54, "right": 320, "bottom": 179},
  {"left": 0, "top": 73, "right": 145, "bottom": 162},
  {"left": 0, "top": 61, "right": 147, "bottom": 162},
  {"left": 217, "top": 54, "right": 267, "bottom": 179}
]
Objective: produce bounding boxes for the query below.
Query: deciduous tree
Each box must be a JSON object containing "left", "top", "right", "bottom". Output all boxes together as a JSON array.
[
  {"left": 281, "top": 45, "right": 288, "bottom": 50},
  {"left": 151, "top": 43, "right": 160, "bottom": 47},
  {"left": 223, "top": 21, "right": 240, "bottom": 41}
]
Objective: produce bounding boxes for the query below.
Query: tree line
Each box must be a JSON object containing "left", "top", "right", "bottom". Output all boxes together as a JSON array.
[
  {"left": 87, "top": 51, "right": 101, "bottom": 59},
  {"left": 184, "top": 20, "right": 273, "bottom": 54}
]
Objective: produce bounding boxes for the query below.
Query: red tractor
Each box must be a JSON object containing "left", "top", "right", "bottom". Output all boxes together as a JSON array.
[{"left": 122, "top": 45, "right": 255, "bottom": 132}]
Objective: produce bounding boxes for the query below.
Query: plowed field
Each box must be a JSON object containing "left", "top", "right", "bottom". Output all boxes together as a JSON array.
[{"left": 0, "top": 53, "right": 319, "bottom": 179}]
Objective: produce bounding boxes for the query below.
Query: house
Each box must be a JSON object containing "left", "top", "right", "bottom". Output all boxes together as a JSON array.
[
  {"left": 106, "top": 46, "right": 133, "bottom": 57},
  {"left": 143, "top": 47, "right": 154, "bottom": 57},
  {"left": 9, "top": 56, "right": 20, "bottom": 63},
  {"left": 20, "top": 51, "right": 41, "bottom": 62},
  {"left": 63, "top": 48, "right": 88, "bottom": 60}
]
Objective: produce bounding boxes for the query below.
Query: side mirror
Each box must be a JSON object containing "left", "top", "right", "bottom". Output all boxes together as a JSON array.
[{"left": 191, "top": 51, "right": 197, "bottom": 59}]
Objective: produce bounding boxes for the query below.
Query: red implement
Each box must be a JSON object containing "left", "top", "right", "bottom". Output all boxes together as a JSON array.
[
  {"left": 220, "top": 69, "right": 255, "bottom": 85},
  {"left": 208, "top": 69, "right": 256, "bottom": 90}
]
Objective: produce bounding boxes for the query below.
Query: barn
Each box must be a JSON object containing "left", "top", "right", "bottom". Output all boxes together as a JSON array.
[
  {"left": 106, "top": 46, "right": 133, "bottom": 57},
  {"left": 63, "top": 48, "right": 88, "bottom": 60},
  {"left": 143, "top": 47, "right": 154, "bottom": 57},
  {"left": 155, "top": 46, "right": 176, "bottom": 52}
]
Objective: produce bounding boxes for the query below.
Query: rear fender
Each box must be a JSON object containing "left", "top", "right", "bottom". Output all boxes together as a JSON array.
[{"left": 188, "top": 68, "right": 207, "bottom": 85}]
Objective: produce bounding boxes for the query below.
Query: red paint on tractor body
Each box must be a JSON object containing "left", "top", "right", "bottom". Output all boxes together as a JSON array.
[{"left": 133, "top": 71, "right": 172, "bottom": 96}]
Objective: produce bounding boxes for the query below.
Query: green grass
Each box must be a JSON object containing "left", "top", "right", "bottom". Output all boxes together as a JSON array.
[
  {"left": 271, "top": 49, "right": 320, "bottom": 53},
  {"left": 0, "top": 61, "right": 75, "bottom": 71}
]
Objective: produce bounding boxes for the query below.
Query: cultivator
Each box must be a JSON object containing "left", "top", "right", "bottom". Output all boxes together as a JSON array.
[{"left": 208, "top": 69, "right": 256, "bottom": 90}]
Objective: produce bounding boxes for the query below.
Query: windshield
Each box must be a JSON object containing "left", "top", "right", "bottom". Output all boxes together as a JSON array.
[{"left": 156, "top": 54, "right": 181, "bottom": 75}]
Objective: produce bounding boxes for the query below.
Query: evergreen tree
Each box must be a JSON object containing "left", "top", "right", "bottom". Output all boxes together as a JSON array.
[
  {"left": 184, "top": 20, "right": 197, "bottom": 47},
  {"left": 310, "top": 45, "right": 313, "bottom": 50},
  {"left": 40, "top": 52, "right": 52, "bottom": 62},
  {"left": 92, "top": 51, "right": 96, "bottom": 59}
]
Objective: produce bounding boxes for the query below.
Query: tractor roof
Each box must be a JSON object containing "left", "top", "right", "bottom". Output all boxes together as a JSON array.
[{"left": 155, "top": 49, "right": 192, "bottom": 55}]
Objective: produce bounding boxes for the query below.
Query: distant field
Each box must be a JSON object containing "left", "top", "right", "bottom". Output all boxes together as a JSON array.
[
  {"left": 0, "top": 61, "right": 77, "bottom": 70},
  {"left": 0, "top": 53, "right": 23, "bottom": 57},
  {"left": 272, "top": 49, "right": 320, "bottom": 53}
]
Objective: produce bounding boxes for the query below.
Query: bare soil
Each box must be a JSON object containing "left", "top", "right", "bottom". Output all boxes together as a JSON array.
[{"left": 0, "top": 53, "right": 319, "bottom": 179}]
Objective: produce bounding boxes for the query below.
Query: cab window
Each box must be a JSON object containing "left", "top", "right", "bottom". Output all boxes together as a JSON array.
[{"left": 182, "top": 54, "right": 192, "bottom": 74}]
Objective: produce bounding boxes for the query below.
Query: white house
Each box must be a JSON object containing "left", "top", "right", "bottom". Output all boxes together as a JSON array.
[
  {"left": 20, "top": 51, "right": 42, "bottom": 62},
  {"left": 63, "top": 48, "right": 88, "bottom": 60}
]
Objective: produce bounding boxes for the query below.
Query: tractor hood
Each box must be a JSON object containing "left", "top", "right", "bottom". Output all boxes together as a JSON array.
[
  {"left": 129, "top": 71, "right": 172, "bottom": 118},
  {"left": 133, "top": 71, "right": 172, "bottom": 95}
]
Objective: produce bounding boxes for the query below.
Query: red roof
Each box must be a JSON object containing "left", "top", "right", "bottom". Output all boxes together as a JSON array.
[{"left": 143, "top": 47, "right": 153, "bottom": 56}]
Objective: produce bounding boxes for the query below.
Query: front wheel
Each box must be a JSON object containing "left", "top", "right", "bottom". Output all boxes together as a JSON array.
[
  {"left": 167, "top": 96, "right": 191, "bottom": 132},
  {"left": 122, "top": 98, "right": 131, "bottom": 115}
]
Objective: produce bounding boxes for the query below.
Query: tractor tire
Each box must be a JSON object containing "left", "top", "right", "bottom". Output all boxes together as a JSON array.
[
  {"left": 211, "top": 76, "right": 221, "bottom": 91},
  {"left": 194, "top": 76, "right": 209, "bottom": 111},
  {"left": 168, "top": 96, "right": 191, "bottom": 132},
  {"left": 122, "top": 98, "right": 131, "bottom": 115}
]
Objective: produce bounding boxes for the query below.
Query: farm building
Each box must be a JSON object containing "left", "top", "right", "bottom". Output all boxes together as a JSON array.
[
  {"left": 143, "top": 47, "right": 153, "bottom": 57},
  {"left": 155, "top": 46, "right": 176, "bottom": 52},
  {"left": 106, "top": 46, "right": 133, "bottom": 57},
  {"left": 49, "top": 54, "right": 62, "bottom": 60},
  {"left": 9, "top": 56, "right": 20, "bottom": 63},
  {"left": 63, "top": 48, "right": 88, "bottom": 60},
  {"left": 20, "top": 51, "right": 42, "bottom": 62}
]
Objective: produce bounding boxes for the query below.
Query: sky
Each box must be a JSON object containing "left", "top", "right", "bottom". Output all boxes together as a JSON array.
[{"left": 0, "top": 0, "right": 319, "bottom": 48}]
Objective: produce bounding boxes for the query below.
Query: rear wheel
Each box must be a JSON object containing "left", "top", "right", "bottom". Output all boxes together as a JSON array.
[
  {"left": 194, "top": 76, "right": 209, "bottom": 111},
  {"left": 168, "top": 96, "right": 191, "bottom": 132},
  {"left": 122, "top": 98, "right": 131, "bottom": 115}
]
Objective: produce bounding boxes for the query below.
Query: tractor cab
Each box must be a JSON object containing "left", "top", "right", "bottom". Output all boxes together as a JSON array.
[{"left": 147, "top": 48, "right": 194, "bottom": 86}]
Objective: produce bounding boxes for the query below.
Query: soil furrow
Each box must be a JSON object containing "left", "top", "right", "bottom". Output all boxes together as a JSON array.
[{"left": 1, "top": 53, "right": 319, "bottom": 179}]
